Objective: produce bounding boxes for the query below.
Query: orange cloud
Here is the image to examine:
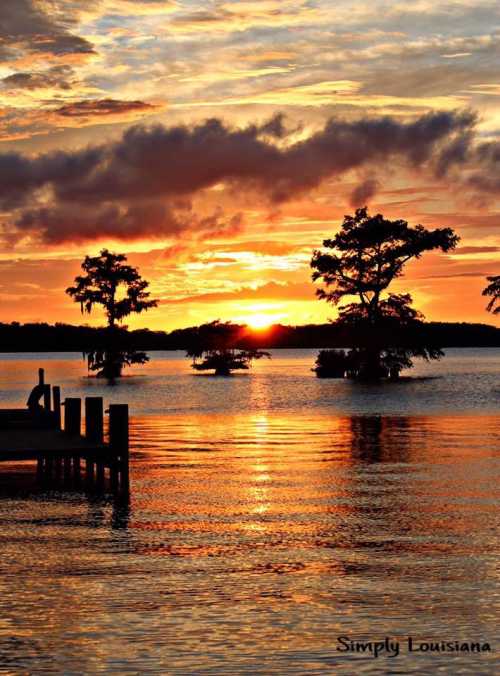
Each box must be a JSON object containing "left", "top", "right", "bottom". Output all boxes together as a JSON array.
[
  {"left": 169, "top": 0, "right": 318, "bottom": 33},
  {"left": 53, "top": 98, "right": 160, "bottom": 122},
  {"left": 161, "top": 281, "right": 314, "bottom": 304}
]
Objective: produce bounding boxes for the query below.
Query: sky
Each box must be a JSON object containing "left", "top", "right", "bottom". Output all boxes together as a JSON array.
[{"left": 0, "top": 0, "right": 499, "bottom": 330}]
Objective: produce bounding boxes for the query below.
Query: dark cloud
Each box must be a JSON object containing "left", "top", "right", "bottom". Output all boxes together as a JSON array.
[
  {"left": 250, "top": 112, "right": 292, "bottom": 139},
  {"left": 1, "top": 66, "right": 75, "bottom": 90},
  {"left": 28, "top": 32, "right": 95, "bottom": 57},
  {"left": 349, "top": 177, "right": 379, "bottom": 207},
  {"left": 49, "top": 109, "right": 477, "bottom": 206},
  {"left": 465, "top": 140, "right": 500, "bottom": 193},
  {"left": 0, "top": 145, "right": 103, "bottom": 210},
  {"left": 13, "top": 202, "right": 243, "bottom": 244},
  {"left": 54, "top": 98, "right": 157, "bottom": 118},
  {"left": 0, "top": 0, "right": 95, "bottom": 62},
  {"left": 1, "top": 108, "right": 498, "bottom": 245}
]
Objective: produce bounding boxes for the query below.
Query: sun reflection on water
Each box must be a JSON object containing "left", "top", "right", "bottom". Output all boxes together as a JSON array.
[{"left": 0, "top": 411, "right": 499, "bottom": 673}]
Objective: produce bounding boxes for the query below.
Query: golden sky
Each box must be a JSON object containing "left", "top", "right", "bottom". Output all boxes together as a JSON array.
[{"left": 0, "top": 0, "right": 499, "bottom": 330}]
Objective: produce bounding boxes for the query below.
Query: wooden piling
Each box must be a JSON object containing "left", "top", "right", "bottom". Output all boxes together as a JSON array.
[
  {"left": 53, "top": 386, "right": 61, "bottom": 429},
  {"left": 43, "top": 384, "right": 51, "bottom": 412},
  {"left": 38, "top": 368, "right": 45, "bottom": 386},
  {"left": 96, "top": 461, "right": 105, "bottom": 489},
  {"left": 36, "top": 457, "right": 44, "bottom": 480},
  {"left": 109, "top": 404, "right": 129, "bottom": 489},
  {"left": 109, "top": 458, "right": 119, "bottom": 490},
  {"left": 85, "top": 397, "right": 103, "bottom": 485},
  {"left": 64, "top": 398, "right": 81, "bottom": 436},
  {"left": 85, "top": 458, "right": 94, "bottom": 486},
  {"left": 45, "top": 454, "right": 53, "bottom": 479},
  {"left": 85, "top": 397, "right": 104, "bottom": 443},
  {"left": 55, "top": 456, "right": 62, "bottom": 482},
  {"left": 73, "top": 455, "right": 81, "bottom": 486},
  {"left": 63, "top": 456, "right": 72, "bottom": 484}
]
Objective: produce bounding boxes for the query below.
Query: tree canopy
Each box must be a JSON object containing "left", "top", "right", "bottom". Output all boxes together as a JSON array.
[
  {"left": 66, "top": 249, "right": 157, "bottom": 327},
  {"left": 66, "top": 249, "right": 158, "bottom": 378},
  {"left": 311, "top": 208, "right": 458, "bottom": 320},
  {"left": 310, "top": 208, "right": 459, "bottom": 380}
]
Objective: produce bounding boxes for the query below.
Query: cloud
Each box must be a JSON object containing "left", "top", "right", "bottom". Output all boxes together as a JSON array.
[
  {"left": 422, "top": 271, "right": 493, "bottom": 279},
  {"left": 349, "top": 177, "right": 380, "bottom": 207},
  {"left": 195, "top": 78, "right": 468, "bottom": 110},
  {"left": 13, "top": 202, "right": 244, "bottom": 244},
  {"left": 169, "top": 0, "right": 316, "bottom": 33},
  {"left": 0, "top": 97, "right": 162, "bottom": 141},
  {"left": 1, "top": 66, "right": 75, "bottom": 91},
  {"left": 107, "top": 0, "right": 178, "bottom": 14},
  {"left": 451, "top": 246, "right": 500, "bottom": 255},
  {"left": 161, "top": 280, "right": 314, "bottom": 304},
  {"left": 54, "top": 98, "right": 159, "bottom": 120},
  {"left": 240, "top": 49, "right": 298, "bottom": 64},
  {"left": 44, "top": 110, "right": 479, "bottom": 204},
  {"left": 0, "top": 108, "right": 497, "bottom": 245},
  {"left": 213, "top": 240, "right": 305, "bottom": 256},
  {"left": 466, "top": 140, "right": 500, "bottom": 193},
  {"left": 0, "top": 0, "right": 96, "bottom": 64}
]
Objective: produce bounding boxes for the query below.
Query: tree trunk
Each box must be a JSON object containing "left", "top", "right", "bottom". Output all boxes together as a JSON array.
[
  {"left": 358, "top": 346, "right": 386, "bottom": 381},
  {"left": 215, "top": 365, "right": 231, "bottom": 376}
]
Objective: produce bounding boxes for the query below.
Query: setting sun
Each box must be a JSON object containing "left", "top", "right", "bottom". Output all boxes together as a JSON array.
[{"left": 246, "top": 314, "right": 274, "bottom": 330}]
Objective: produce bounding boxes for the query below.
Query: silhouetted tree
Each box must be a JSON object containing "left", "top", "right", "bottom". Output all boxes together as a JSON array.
[
  {"left": 66, "top": 249, "right": 158, "bottom": 378},
  {"left": 186, "top": 321, "right": 270, "bottom": 375},
  {"left": 311, "top": 208, "right": 459, "bottom": 380},
  {"left": 483, "top": 275, "right": 499, "bottom": 315}
]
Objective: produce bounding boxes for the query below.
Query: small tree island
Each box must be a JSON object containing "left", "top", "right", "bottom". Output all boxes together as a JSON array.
[
  {"left": 310, "top": 208, "right": 459, "bottom": 381},
  {"left": 186, "top": 321, "right": 270, "bottom": 376},
  {"left": 66, "top": 249, "right": 158, "bottom": 379}
]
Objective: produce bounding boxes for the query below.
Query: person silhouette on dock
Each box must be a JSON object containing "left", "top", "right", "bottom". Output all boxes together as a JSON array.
[{"left": 26, "top": 368, "right": 46, "bottom": 414}]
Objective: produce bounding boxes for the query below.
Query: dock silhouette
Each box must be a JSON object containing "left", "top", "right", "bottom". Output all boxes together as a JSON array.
[{"left": 0, "top": 369, "right": 129, "bottom": 491}]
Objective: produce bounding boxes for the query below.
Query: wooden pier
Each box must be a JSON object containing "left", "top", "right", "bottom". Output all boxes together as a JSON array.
[{"left": 0, "top": 369, "right": 129, "bottom": 492}]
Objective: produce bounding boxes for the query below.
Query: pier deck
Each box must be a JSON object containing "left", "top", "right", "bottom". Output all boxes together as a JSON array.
[
  {"left": 0, "top": 369, "right": 129, "bottom": 490},
  {"left": 0, "top": 427, "right": 107, "bottom": 461}
]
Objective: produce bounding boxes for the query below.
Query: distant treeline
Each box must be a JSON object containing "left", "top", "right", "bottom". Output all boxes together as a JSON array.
[{"left": 0, "top": 320, "right": 499, "bottom": 352}]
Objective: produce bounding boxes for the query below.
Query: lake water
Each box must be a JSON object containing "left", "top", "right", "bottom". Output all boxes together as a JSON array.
[{"left": 0, "top": 350, "right": 499, "bottom": 674}]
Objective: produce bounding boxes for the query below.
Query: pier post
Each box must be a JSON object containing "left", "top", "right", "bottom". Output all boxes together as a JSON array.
[
  {"left": 109, "top": 404, "right": 129, "bottom": 490},
  {"left": 85, "top": 397, "right": 104, "bottom": 443},
  {"left": 55, "top": 455, "right": 62, "bottom": 482},
  {"left": 43, "top": 384, "right": 51, "bottom": 412},
  {"left": 63, "top": 456, "right": 72, "bottom": 484},
  {"left": 36, "top": 457, "right": 45, "bottom": 481},
  {"left": 38, "top": 368, "right": 45, "bottom": 386},
  {"left": 85, "top": 397, "right": 103, "bottom": 485},
  {"left": 45, "top": 454, "right": 53, "bottom": 480},
  {"left": 64, "top": 398, "right": 81, "bottom": 436},
  {"left": 53, "top": 386, "right": 61, "bottom": 429},
  {"left": 96, "top": 461, "right": 105, "bottom": 490},
  {"left": 73, "top": 455, "right": 81, "bottom": 485}
]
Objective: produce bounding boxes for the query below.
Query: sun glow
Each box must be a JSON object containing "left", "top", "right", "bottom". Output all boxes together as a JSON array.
[{"left": 246, "top": 313, "right": 274, "bottom": 330}]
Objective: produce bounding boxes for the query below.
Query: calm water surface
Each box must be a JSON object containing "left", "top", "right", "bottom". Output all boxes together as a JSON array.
[{"left": 0, "top": 350, "right": 499, "bottom": 674}]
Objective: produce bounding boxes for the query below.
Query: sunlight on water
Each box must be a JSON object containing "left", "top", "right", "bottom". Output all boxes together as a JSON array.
[{"left": 0, "top": 352, "right": 499, "bottom": 673}]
